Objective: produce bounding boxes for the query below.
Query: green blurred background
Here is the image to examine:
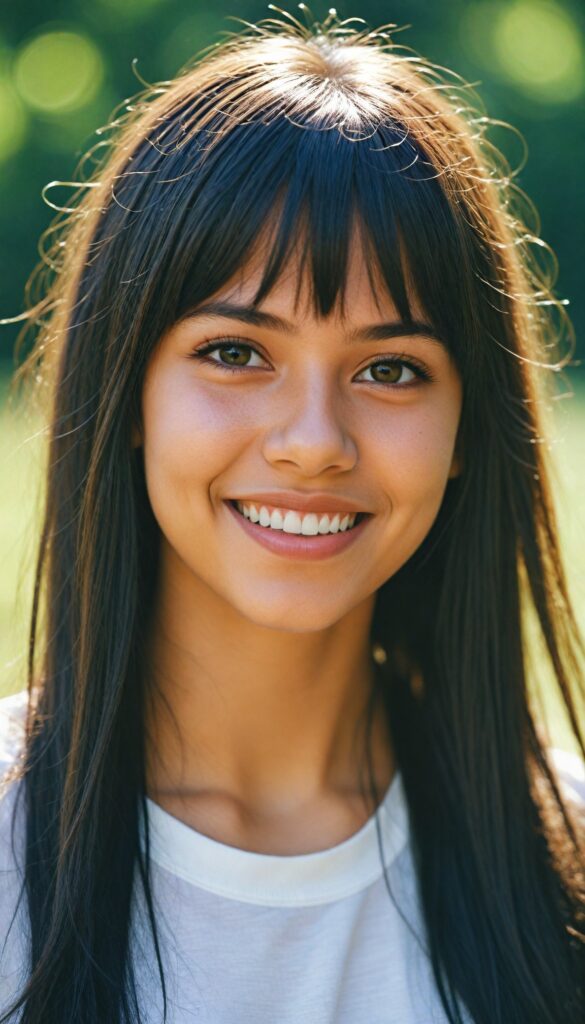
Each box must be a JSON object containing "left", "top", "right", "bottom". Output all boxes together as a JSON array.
[{"left": 0, "top": 1, "right": 584, "bottom": 751}]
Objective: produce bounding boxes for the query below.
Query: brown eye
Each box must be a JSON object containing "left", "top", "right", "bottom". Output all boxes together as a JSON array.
[
  {"left": 192, "top": 340, "right": 266, "bottom": 372},
  {"left": 216, "top": 344, "right": 253, "bottom": 366},
  {"left": 357, "top": 359, "right": 421, "bottom": 387},
  {"left": 369, "top": 362, "right": 405, "bottom": 384}
]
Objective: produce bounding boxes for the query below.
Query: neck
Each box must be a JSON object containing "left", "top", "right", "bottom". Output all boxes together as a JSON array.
[{"left": 143, "top": 547, "right": 394, "bottom": 822}]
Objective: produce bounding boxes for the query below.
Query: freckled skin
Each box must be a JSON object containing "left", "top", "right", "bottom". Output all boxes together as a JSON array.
[{"left": 136, "top": 237, "right": 463, "bottom": 841}]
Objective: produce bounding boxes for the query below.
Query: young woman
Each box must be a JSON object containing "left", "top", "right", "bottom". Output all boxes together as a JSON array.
[{"left": 0, "top": 11, "right": 583, "bottom": 1024}]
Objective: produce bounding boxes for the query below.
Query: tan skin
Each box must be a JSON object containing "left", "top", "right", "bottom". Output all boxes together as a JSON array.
[{"left": 135, "top": 235, "right": 463, "bottom": 855}]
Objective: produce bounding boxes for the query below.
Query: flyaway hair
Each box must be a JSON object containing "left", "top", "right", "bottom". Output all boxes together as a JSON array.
[{"left": 1, "top": 10, "right": 584, "bottom": 1023}]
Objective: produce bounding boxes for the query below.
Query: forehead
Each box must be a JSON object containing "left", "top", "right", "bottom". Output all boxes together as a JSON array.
[{"left": 198, "top": 221, "right": 427, "bottom": 327}]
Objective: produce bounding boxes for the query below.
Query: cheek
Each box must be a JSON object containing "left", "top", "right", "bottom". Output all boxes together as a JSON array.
[
  {"left": 140, "top": 374, "right": 253, "bottom": 516},
  {"left": 363, "top": 402, "right": 459, "bottom": 580},
  {"left": 365, "top": 399, "right": 460, "bottom": 500}
]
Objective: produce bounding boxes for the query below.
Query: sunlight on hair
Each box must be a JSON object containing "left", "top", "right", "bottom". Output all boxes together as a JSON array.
[{"left": 0, "top": 16, "right": 583, "bottom": 1021}]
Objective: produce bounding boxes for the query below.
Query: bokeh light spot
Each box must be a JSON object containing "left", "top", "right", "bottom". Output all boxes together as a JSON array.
[
  {"left": 14, "top": 30, "right": 104, "bottom": 115},
  {"left": 0, "top": 76, "right": 27, "bottom": 163},
  {"left": 493, "top": 1, "right": 584, "bottom": 102}
]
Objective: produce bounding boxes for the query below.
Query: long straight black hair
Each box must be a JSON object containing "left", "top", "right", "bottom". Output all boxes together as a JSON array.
[{"left": 1, "top": 11, "right": 583, "bottom": 1023}]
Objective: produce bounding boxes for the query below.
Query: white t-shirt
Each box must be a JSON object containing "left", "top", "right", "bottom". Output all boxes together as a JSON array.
[{"left": 1, "top": 689, "right": 583, "bottom": 1023}]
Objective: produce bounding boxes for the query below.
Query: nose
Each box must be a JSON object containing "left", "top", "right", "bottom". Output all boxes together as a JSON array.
[{"left": 261, "top": 376, "right": 358, "bottom": 477}]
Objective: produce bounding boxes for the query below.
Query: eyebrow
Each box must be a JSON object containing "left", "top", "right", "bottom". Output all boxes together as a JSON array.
[{"left": 182, "top": 301, "right": 446, "bottom": 348}]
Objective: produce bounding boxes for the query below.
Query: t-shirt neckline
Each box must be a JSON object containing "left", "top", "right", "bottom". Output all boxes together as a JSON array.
[{"left": 141, "top": 770, "right": 409, "bottom": 907}]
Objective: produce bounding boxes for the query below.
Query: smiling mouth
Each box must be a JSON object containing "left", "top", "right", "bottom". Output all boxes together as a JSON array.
[{"left": 228, "top": 499, "right": 368, "bottom": 535}]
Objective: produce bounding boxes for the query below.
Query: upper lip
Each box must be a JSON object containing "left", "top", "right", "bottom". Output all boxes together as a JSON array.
[{"left": 226, "top": 491, "right": 370, "bottom": 514}]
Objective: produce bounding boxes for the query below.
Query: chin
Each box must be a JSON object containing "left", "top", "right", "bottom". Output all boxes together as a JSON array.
[{"left": 232, "top": 593, "right": 350, "bottom": 634}]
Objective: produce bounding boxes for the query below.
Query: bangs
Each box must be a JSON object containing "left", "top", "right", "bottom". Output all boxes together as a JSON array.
[{"left": 112, "top": 108, "right": 473, "bottom": 373}]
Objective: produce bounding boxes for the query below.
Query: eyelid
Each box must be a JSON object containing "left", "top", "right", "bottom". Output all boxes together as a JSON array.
[
  {"left": 355, "top": 353, "right": 435, "bottom": 385},
  {"left": 192, "top": 337, "right": 268, "bottom": 367},
  {"left": 190, "top": 337, "right": 436, "bottom": 385}
]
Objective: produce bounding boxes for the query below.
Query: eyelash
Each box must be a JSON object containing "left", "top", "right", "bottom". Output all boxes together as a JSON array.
[{"left": 190, "top": 339, "right": 437, "bottom": 388}]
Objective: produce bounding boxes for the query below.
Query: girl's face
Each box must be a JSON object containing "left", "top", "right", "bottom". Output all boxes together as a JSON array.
[{"left": 138, "top": 236, "right": 463, "bottom": 632}]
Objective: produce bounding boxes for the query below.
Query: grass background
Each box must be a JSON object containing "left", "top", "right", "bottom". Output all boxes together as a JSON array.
[{"left": 0, "top": 367, "right": 583, "bottom": 755}]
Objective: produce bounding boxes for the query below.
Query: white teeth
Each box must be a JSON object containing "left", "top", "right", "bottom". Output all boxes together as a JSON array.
[
  {"left": 318, "top": 515, "right": 331, "bottom": 534},
  {"left": 235, "top": 502, "right": 358, "bottom": 535},
  {"left": 328, "top": 514, "right": 340, "bottom": 534},
  {"left": 283, "top": 510, "right": 302, "bottom": 534},
  {"left": 300, "top": 513, "right": 319, "bottom": 536},
  {"left": 269, "top": 508, "right": 284, "bottom": 530}
]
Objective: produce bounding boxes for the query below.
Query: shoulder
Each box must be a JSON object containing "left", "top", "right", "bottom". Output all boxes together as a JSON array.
[
  {"left": 547, "top": 747, "right": 585, "bottom": 822},
  {"left": 533, "top": 746, "right": 585, "bottom": 894},
  {"left": 0, "top": 689, "right": 28, "bottom": 849},
  {"left": 530, "top": 746, "right": 585, "bottom": 824},
  {"left": 548, "top": 747, "right": 585, "bottom": 806},
  {"left": 0, "top": 688, "right": 28, "bottom": 782},
  {"left": 0, "top": 689, "right": 28, "bottom": 864},
  {"left": 0, "top": 690, "right": 28, "bottom": 886},
  {"left": 0, "top": 691, "right": 30, "bottom": 1002}
]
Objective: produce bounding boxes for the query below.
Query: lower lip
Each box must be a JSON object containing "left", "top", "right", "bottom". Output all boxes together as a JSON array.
[{"left": 224, "top": 501, "right": 373, "bottom": 561}]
